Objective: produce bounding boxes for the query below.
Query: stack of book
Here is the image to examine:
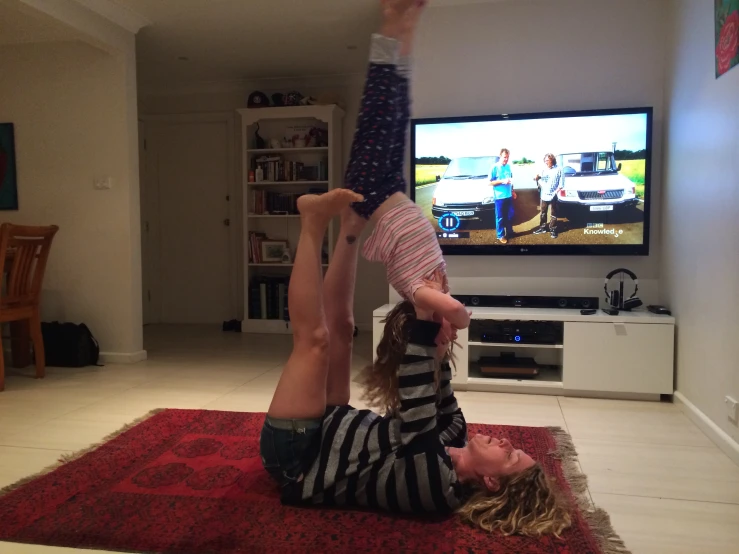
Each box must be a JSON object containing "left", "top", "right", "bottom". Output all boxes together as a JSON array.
[
  {"left": 248, "top": 232, "right": 267, "bottom": 263},
  {"left": 249, "top": 275, "right": 289, "bottom": 320},
  {"left": 250, "top": 191, "right": 301, "bottom": 215}
]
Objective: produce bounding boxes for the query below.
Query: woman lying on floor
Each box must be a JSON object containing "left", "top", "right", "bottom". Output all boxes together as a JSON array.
[{"left": 259, "top": 189, "right": 571, "bottom": 536}]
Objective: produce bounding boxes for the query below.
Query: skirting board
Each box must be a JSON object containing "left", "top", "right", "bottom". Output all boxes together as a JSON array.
[
  {"left": 99, "top": 350, "right": 148, "bottom": 364},
  {"left": 674, "top": 391, "right": 739, "bottom": 466}
]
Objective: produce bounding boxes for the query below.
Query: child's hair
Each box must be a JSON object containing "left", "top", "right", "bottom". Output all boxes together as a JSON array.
[
  {"left": 457, "top": 464, "right": 572, "bottom": 537},
  {"left": 500, "top": 148, "right": 510, "bottom": 156},
  {"left": 359, "top": 300, "right": 454, "bottom": 414}
]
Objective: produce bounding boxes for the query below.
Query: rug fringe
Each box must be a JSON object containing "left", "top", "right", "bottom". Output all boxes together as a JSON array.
[
  {"left": 0, "top": 408, "right": 166, "bottom": 498},
  {"left": 547, "top": 426, "right": 631, "bottom": 554}
]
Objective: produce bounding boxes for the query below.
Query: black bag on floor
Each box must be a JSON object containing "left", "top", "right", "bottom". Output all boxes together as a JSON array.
[{"left": 41, "top": 322, "right": 100, "bottom": 367}]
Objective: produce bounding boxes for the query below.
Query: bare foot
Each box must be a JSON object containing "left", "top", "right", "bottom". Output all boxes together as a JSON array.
[
  {"left": 380, "top": 0, "right": 420, "bottom": 39},
  {"left": 297, "top": 189, "right": 364, "bottom": 224},
  {"left": 339, "top": 207, "right": 368, "bottom": 245},
  {"left": 399, "top": 1, "right": 426, "bottom": 56}
]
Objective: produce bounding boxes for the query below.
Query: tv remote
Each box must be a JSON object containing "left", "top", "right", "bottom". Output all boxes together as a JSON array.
[
  {"left": 580, "top": 309, "right": 597, "bottom": 315},
  {"left": 647, "top": 305, "right": 672, "bottom": 315},
  {"left": 602, "top": 308, "right": 619, "bottom": 316}
]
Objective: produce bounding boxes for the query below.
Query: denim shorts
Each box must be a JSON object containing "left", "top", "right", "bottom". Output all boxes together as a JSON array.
[{"left": 260, "top": 415, "right": 322, "bottom": 493}]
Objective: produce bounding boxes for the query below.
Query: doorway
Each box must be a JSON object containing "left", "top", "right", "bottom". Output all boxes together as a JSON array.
[{"left": 140, "top": 114, "right": 237, "bottom": 324}]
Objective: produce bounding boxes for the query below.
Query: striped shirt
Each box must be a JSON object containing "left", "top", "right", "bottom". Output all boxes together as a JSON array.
[
  {"left": 362, "top": 200, "right": 446, "bottom": 301},
  {"left": 288, "top": 320, "right": 468, "bottom": 514}
]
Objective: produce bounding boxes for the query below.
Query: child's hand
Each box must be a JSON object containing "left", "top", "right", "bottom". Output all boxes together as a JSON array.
[{"left": 422, "top": 268, "right": 449, "bottom": 294}]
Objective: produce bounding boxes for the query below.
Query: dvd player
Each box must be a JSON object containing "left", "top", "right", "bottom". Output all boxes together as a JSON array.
[{"left": 472, "top": 320, "right": 564, "bottom": 345}]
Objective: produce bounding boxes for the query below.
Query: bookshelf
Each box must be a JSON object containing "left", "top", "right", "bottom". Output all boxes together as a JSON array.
[{"left": 238, "top": 105, "right": 344, "bottom": 334}]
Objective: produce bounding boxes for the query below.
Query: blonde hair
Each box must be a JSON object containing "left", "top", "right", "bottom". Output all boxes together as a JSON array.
[
  {"left": 457, "top": 464, "right": 572, "bottom": 537},
  {"left": 359, "top": 300, "right": 454, "bottom": 415}
]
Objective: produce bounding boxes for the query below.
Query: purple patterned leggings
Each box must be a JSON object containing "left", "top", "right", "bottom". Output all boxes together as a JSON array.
[{"left": 345, "top": 63, "right": 410, "bottom": 219}]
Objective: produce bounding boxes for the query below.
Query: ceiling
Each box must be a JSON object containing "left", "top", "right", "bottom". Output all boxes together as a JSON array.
[
  {"left": 0, "top": 1, "right": 82, "bottom": 45},
  {"left": 113, "top": 0, "right": 509, "bottom": 89}
]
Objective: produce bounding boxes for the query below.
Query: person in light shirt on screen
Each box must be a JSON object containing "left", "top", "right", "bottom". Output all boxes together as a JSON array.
[
  {"left": 533, "top": 153, "right": 564, "bottom": 239},
  {"left": 489, "top": 148, "right": 517, "bottom": 244}
]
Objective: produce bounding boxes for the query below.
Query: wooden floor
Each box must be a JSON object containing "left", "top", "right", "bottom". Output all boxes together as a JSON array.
[{"left": 1, "top": 325, "right": 738, "bottom": 553}]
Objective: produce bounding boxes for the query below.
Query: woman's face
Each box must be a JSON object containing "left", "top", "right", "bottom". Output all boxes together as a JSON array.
[
  {"left": 544, "top": 156, "right": 554, "bottom": 168},
  {"left": 450, "top": 435, "right": 535, "bottom": 489}
]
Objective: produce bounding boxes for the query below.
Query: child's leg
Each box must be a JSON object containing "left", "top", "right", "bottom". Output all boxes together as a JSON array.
[
  {"left": 344, "top": 1, "right": 424, "bottom": 219},
  {"left": 344, "top": 39, "right": 404, "bottom": 219},
  {"left": 323, "top": 209, "right": 366, "bottom": 406},
  {"left": 267, "top": 189, "right": 362, "bottom": 420},
  {"left": 384, "top": 70, "right": 410, "bottom": 193}
]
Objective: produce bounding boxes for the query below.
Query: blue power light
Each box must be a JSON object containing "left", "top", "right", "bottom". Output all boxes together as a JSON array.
[{"left": 514, "top": 335, "right": 521, "bottom": 342}]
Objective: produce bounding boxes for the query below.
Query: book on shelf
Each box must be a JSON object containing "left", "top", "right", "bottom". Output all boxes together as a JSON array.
[
  {"left": 248, "top": 232, "right": 267, "bottom": 263},
  {"left": 249, "top": 188, "right": 327, "bottom": 216},
  {"left": 249, "top": 275, "right": 290, "bottom": 321},
  {"left": 252, "top": 155, "right": 328, "bottom": 183}
]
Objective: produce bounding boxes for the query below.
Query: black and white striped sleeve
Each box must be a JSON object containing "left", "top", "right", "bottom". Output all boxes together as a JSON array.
[
  {"left": 436, "top": 362, "right": 467, "bottom": 448},
  {"left": 396, "top": 320, "right": 442, "bottom": 449}
]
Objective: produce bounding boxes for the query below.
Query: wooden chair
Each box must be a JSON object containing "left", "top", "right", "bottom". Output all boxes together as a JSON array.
[{"left": 0, "top": 224, "right": 58, "bottom": 391}]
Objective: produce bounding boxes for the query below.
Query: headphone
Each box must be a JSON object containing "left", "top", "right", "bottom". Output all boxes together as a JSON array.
[{"left": 604, "top": 268, "right": 643, "bottom": 311}]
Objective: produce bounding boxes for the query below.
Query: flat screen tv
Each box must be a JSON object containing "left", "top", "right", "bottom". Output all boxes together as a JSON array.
[{"left": 410, "top": 107, "right": 652, "bottom": 255}]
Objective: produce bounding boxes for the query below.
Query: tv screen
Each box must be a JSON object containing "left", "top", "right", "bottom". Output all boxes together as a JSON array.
[{"left": 411, "top": 107, "right": 652, "bottom": 255}]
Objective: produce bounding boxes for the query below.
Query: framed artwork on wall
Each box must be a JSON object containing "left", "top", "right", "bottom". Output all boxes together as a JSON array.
[
  {"left": 0, "top": 123, "right": 19, "bottom": 210},
  {"left": 716, "top": 0, "right": 739, "bottom": 78}
]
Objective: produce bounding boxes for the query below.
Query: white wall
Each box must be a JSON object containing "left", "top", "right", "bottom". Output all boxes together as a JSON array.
[
  {"left": 0, "top": 39, "right": 144, "bottom": 357},
  {"left": 662, "top": 0, "right": 739, "bottom": 443},
  {"left": 389, "top": 0, "right": 669, "bottom": 304}
]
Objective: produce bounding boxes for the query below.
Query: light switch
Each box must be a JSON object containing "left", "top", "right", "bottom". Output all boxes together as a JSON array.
[{"left": 94, "top": 176, "right": 113, "bottom": 190}]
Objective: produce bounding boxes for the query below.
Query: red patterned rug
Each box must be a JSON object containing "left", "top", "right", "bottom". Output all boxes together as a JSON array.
[{"left": 0, "top": 409, "right": 627, "bottom": 553}]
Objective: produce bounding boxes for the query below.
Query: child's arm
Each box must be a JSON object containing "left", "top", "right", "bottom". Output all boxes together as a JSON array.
[{"left": 414, "top": 286, "right": 470, "bottom": 329}]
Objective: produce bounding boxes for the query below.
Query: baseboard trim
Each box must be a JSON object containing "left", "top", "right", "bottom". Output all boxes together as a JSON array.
[
  {"left": 99, "top": 350, "right": 148, "bottom": 364},
  {"left": 674, "top": 391, "right": 739, "bottom": 466}
]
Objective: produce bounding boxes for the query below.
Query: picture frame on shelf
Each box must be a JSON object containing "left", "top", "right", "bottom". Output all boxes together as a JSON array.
[{"left": 261, "top": 240, "right": 289, "bottom": 263}]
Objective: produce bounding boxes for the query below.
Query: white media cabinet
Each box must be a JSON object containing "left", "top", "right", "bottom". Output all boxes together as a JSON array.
[{"left": 372, "top": 305, "right": 675, "bottom": 400}]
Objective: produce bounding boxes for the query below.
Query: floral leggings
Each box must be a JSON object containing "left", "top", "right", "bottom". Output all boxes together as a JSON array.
[{"left": 345, "top": 61, "right": 410, "bottom": 219}]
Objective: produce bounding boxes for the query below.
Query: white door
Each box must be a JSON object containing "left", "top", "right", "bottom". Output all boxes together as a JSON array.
[{"left": 145, "top": 118, "right": 234, "bottom": 324}]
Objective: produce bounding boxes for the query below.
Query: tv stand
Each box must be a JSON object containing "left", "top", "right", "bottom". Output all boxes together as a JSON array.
[{"left": 372, "top": 305, "right": 675, "bottom": 400}]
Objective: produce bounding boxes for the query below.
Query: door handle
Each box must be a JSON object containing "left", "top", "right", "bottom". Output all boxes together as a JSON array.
[{"left": 223, "top": 218, "right": 230, "bottom": 227}]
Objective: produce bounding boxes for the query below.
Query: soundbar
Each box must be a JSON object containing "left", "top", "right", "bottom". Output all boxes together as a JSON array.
[{"left": 453, "top": 295, "right": 599, "bottom": 310}]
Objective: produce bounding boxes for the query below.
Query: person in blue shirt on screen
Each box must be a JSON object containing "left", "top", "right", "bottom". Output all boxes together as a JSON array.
[{"left": 489, "top": 148, "right": 517, "bottom": 244}]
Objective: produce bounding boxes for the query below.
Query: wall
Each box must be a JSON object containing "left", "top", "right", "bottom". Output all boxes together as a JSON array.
[
  {"left": 139, "top": 76, "right": 389, "bottom": 330},
  {"left": 385, "top": 0, "right": 669, "bottom": 304},
  {"left": 0, "top": 39, "right": 144, "bottom": 358},
  {"left": 662, "top": 0, "right": 739, "bottom": 444}
]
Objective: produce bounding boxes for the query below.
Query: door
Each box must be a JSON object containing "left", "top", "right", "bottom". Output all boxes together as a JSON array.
[
  {"left": 139, "top": 119, "right": 155, "bottom": 325},
  {"left": 145, "top": 118, "right": 234, "bottom": 324}
]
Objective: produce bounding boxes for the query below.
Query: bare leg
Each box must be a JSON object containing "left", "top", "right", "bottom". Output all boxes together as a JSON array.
[
  {"left": 324, "top": 208, "right": 368, "bottom": 406},
  {"left": 267, "top": 189, "right": 363, "bottom": 419}
]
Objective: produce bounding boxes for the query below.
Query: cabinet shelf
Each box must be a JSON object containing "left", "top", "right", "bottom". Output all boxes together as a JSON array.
[
  {"left": 249, "top": 147, "right": 328, "bottom": 154},
  {"left": 248, "top": 181, "right": 328, "bottom": 186},
  {"left": 468, "top": 341, "right": 564, "bottom": 349},
  {"left": 249, "top": 214, "right": 300, "bottom": 219},
  {"left": 248, "top": 263, "right": 329, "bottom": 268}
]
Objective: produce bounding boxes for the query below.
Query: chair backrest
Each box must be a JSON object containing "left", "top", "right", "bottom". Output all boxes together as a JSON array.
[{"left": 0, "top": 224, "right": 59, "bottom": 308}]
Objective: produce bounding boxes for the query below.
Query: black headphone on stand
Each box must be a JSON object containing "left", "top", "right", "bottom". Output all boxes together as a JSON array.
[{"left": 604, "top": 268, "right": 643, "bottom": 311}]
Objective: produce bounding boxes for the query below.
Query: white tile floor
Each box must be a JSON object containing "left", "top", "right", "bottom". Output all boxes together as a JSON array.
[{"left": 1, "top": 325, "right": 738, "bottom": 554}]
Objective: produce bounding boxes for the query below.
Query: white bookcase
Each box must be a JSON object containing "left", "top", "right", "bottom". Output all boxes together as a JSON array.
[
  {"left": 238, "top": 105, "right": 344, "bottom": 334},
  {"left": 373, "top": 305, "right": 675, "bottom": 400}
]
